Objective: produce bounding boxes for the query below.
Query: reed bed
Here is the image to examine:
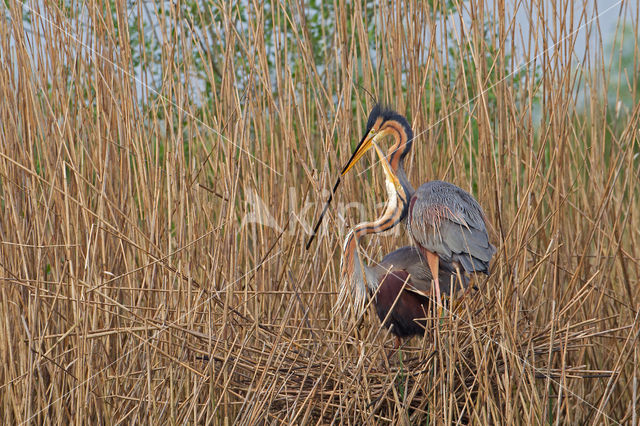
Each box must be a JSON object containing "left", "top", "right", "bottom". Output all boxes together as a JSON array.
[{"left": 0, "top": 0, "right": 638, "bottom": 423}]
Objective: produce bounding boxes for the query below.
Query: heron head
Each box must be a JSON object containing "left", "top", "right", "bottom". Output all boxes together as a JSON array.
[{"left": 341, "top": 105, "right": 413, "bottom": 187}]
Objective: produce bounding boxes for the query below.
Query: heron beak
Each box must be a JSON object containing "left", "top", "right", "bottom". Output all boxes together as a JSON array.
[{"left": 341, "top": 132, "right": 376, "bottom": 176}]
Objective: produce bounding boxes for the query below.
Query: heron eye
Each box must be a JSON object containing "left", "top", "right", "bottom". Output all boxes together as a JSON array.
[{"left": 370, "top": 129, "right": 376, "bottom": 135}]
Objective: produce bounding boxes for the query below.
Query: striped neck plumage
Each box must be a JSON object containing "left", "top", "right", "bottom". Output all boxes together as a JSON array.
[
  {"left": 336, "top": 176, "right": 401, "bottom": 315},
  {"left": 354, "top": 177, "right": 402, "bottom": 238},
  {"left": 385, "top": 123, "right": 415, "bottom": 214},
  {"left": 386, "top": 118, "right": 413, "bottom": 172}
]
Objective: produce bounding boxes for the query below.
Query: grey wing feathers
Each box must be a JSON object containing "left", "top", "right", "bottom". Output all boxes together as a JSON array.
[{"left": 408, "top": 181, "right": 496, "bottom": 274}]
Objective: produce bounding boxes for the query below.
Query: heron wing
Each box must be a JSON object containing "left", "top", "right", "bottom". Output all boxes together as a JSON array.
[
  {"left": 407, "top": 181, "right": 496, "bottom": 273},
  {"left": 378, "top": 246, "right": 467, "bottom": 297}
]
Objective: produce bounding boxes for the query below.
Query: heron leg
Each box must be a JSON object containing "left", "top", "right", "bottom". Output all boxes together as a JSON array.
[{"left": 425, "top": 250, "right": 442, "bottom": 311}]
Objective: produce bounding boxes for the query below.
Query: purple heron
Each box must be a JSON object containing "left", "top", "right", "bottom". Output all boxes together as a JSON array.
[
  {"left": 341, "top": 105, "right": 495, "bottom": 309},
  {"left": 337, "top": 146, "right": 466, "bottom": 346}
]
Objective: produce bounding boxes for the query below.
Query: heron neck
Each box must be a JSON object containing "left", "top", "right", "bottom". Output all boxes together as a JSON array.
[
  {"left": 353, "top": 177, "right": 404, "bottom": 241},
  {"left": 341, "top": 178, "right": 402, "bottom": 295},
  {"left": 342, "top": 232, "right": 376, "bottom": 292},
  {"left": 394, "top": 163, "right": 415, "bottom": 198},
  {"left": 387, "top": 126, "right": 415, "bottom": 205}
]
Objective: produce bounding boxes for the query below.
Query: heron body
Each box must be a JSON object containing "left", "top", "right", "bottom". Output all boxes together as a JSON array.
[
  {"left": 341, "top": 105, "right": 496, "bottom": 308},
  {"left": 408, "top": 181, "right": 494, "bottom": 274},
  {"left": 338, "top": 153, "right": 465, "bottom": 345},
  {"left": 374, "top": 247, "right": 463, "bottom": 340},
  {"left": 375, "top": 270, "right": 427, "bottom": 339},
  {"left": 340, "top": 240, "right": 465, "bottom": 343}
]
